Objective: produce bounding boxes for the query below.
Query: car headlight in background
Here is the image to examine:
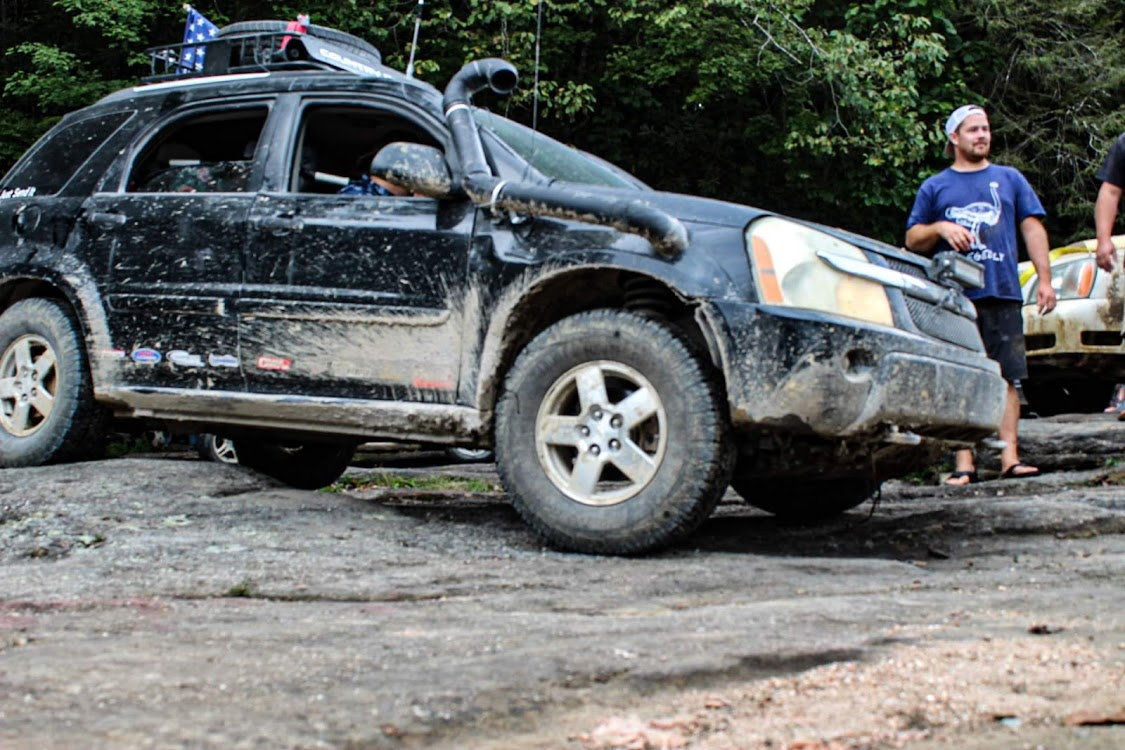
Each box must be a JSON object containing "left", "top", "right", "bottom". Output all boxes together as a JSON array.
[
  {"left": 747, "top": 217, "right": 894, "bottom": 326},
  {"left": 1023, "top": 257, "right": 1096, "bottom": 305}
]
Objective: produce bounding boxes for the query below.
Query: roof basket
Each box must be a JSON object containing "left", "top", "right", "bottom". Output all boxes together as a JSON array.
[{"left": 143, "top": 27, "right": 385, "bottom": 82}]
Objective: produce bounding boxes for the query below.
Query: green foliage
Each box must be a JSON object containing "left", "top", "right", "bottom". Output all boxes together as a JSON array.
[
  {"left": 326, "top": 472, "right": 503, "bottom": 494},
  {"left": 0, "top": 0, "right": 1121, "bottom": 244},
  {"left": 955, "top": 0, "right": 1125, "bottom": 244}
]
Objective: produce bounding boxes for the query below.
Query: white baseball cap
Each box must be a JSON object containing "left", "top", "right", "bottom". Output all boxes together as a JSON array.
[{"left": 944, "top": 105, "right": 986, "bottom": 156}]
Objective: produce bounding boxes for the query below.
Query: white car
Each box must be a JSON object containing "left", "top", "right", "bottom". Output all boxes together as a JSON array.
[{"left": 1020, "top": 235, "right": 1125, "bottom": 414}]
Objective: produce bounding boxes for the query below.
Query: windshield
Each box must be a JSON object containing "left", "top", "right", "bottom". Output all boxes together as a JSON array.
[{"left": 474, "top": 110, "right": 643, "bottom": 190}]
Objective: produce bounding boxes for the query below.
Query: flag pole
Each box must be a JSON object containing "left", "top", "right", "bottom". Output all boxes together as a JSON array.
[{"left": 405, "top": 0, "right": 424, "bottom": 78}]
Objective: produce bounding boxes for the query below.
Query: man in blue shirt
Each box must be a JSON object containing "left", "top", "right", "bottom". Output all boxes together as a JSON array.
[{"left": 906, "top": 105, "right": 1056, "bottom": 484}]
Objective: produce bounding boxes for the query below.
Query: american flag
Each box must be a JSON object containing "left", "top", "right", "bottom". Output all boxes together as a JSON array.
[{"left": 180, "top": 6, "right": 219, "bottom": 73}]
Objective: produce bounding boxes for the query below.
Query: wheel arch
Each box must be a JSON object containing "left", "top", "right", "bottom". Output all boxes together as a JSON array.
[
  {"left": 474, "top": 265, "right": 726, "bottom": 429},
  {"left": 0, "top": 274, "right": 99, "bottom": 343}
]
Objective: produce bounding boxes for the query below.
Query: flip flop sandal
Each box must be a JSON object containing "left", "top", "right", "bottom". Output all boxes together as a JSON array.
[
  {"left": 1001, "top": 463, "right": 1040, "bottom": 479},
  {"left": 945, "top": 470, "right": 977, "bottom": 485}
]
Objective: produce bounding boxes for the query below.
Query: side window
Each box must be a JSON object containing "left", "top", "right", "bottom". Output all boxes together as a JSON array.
[
  {"left": 128, "top": 107, "right": 268, "bottom": 193},
  {"left": 1, "top": 111, "right": 133, "bottom": 196},
  {"left": 289, "top": 105, "right": 441, "bottom": 196}
]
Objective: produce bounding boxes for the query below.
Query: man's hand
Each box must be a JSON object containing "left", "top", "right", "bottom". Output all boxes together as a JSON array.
[
  {"left": 1036, "top": 278, "right": 1057, "bottom": 315},
  {"left": 936, "top": 221, "right": 975, "bottom": 252},
  {"left": 1095, "top": 236, "right": 1119, "bottom": 272}
]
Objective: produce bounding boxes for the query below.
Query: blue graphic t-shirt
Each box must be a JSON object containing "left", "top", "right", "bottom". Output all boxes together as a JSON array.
[{"left": 906, "top": 164, "right": 1045, "bottom": 301}]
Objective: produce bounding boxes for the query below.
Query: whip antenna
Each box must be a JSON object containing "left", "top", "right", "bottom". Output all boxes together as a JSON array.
[
  {"left": 405, "top": 0, "right": 424, "bottom": 77},
  {"left": 532, "top": 0, "right": 543, "bottom": 131}
]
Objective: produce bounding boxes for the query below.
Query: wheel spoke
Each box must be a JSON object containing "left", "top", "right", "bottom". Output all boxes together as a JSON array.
[
  {"left": 616, "top": 385, "right": 660, "bottom": 429},
  {"left": 538, "top": 414, "right": 581, "bottom": 447},
  {"left": 609, "top": 440, "right": 657, "bottom": 485},
  {"left": 574, "top": 365, "right": 609, "bottom": 412},
  {"left": 9, "top": 402, "right": 31, "bottom": 432},
  {"left": 30, "top": 390, "right": 54, "bottom": 420},
  {"left": 0, "top": 377, "right": 16, "bottom": 400},
  {"left": 32, "top": 349, "right": 56, "bottom": 380},
  {"left": 569, "top": 453, "right": 604, "bottom": 496},
  {"left": 12, "top": 338, "right": 33, "bottom": 370}
]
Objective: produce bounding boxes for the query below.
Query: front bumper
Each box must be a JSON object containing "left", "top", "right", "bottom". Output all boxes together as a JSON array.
[{"left": 705, "top": 301, "right": 1005, "bottom": 441}]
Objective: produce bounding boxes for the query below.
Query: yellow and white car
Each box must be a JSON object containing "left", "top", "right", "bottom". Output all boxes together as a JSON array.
[{"left": 1019, "top": 235, "right": 1125, "bottom": 414}]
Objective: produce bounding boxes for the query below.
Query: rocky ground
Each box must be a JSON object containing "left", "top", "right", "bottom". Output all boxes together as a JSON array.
[{"left": 0, "top": 415, "right": 1123, "bottom": 749}]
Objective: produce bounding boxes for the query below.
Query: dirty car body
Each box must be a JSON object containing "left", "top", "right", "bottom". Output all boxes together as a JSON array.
[
  {"left": 0, "top": 24, "right": 1005, "bottom": 553},
  {"left": 1019, "top": 236, "right": 1125, "bottom": 414}
]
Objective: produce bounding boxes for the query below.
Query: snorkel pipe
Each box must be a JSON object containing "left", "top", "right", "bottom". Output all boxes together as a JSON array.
[{"left": 442, "top": 59, "right": 688, "bottom": 257}]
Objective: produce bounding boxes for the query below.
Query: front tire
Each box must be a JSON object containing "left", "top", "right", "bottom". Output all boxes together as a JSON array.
[
  {"left": 236, "top": 440, "right": 354, "bottom": 489},
  {"left": 0, "top": 299, "right": 104, "bottom": 467},
  {"left": 496, "top": 310, "right": 734, "bottom": 555}
]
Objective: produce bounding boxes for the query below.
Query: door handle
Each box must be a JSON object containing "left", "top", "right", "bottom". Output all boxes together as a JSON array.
[
  {"left": 255, "top": 213, "right": 303, "bottom": 234},
  {"left": 88, "top": 211, "right": 127, "bottom": 229}
]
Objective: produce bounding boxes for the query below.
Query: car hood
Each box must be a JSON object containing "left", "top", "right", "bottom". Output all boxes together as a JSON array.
[{"left": 593, "top": 186, "right": 925, "bottom": 268}]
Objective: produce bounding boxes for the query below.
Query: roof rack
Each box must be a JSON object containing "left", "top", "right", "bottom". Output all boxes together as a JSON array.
[{"left": 144, "top": 29, "right": 385, "bottom": 83}]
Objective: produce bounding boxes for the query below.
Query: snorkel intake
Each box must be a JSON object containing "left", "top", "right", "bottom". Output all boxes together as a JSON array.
[{"left": 442, "top": 59, "right": 687, "bottom": 257}]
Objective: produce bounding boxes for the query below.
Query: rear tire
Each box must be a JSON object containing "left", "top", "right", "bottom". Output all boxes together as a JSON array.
[
  {"left": 0, "top": 299, "right": 105, "bottom": 467},
  {"left": 198, "top": 434, "right": 239, "bottom": 465},
  {"left": 496, "top": 310, "right": 734, "bottom": 555},
  {"left": 236, "top": 440, "right": 354, "bottom": 489},
  {"left": 731, "top": 476, "right": 877, "bottom": 521}
]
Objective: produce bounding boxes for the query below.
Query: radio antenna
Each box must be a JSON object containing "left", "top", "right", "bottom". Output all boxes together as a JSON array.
[
  {"left": 532, "top": 0, "right": 543, "bottom": 131},
  {"left": 405, "top": 0, "right": 424, "bottom": 77}
]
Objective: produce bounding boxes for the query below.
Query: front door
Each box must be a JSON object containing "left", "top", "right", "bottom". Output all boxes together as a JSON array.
[{"left": 240, "top": 100, "right": 474, "bottom": 401}]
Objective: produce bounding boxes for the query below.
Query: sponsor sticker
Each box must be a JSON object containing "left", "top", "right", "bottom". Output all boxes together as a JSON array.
[
  {"left": 413, "top": 377, "right": 454, "bottom": 389},
  {"left": 0, "top": 186, "right": 37, "bottom": 200},
  {"left": 167, "top": 350, "right": 205, "bottom": 368},
  {"left": 99, "top": 349, "right": 126, "bottom": 360},
  {"left": 131, "top": 348, "right": 162, "bottom": 364},
  {"left": 256, "top": 355, "right": 292, "bottom": 372},
  {"left": 208, "top": 353, "right": 239, "bottom": 368}
]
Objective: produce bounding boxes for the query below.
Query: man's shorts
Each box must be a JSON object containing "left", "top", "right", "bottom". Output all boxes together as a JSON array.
[{"left": 972, "top": 298, "right": 1027, "bottom": 382}]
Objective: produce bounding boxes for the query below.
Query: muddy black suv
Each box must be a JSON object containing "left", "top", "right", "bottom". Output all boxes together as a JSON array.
[{"left": 0, "top": 22, "right": 1006, "bottom": 553}]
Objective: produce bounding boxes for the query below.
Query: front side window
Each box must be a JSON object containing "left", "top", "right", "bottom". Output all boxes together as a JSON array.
[
  {"left": 127, "top": 107, "right": 268, "bottom": 193},
  {"left": 288, "top": 104, "right": 442, "bottom": 196},
  {"left": 1, "top": 111, "right": 133, "bottom": 196}
]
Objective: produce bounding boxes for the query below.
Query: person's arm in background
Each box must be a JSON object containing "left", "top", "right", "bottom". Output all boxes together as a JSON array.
[
  {"left": 1095, "top": 180, "right": 1122, "bottom": 271},
  {"left": 1021, "top": 215, "right": 1056, "bottom": 314},
  {"left": 906, "top": 220, "right": 975, "bottom": 254}
]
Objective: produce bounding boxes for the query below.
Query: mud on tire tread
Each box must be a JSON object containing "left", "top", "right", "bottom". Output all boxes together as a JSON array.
[
  {"left": 236, "top": 440, "right": 354, "bottom": 489},
  {"left": 217, "top": 20, "right": 382, "bottom": 62},
  {"left": 0, "top": 298, "right": 105, "bottom": 467},
  {"left": 495, "top": 310, "right": 735, "bottom": 555}
]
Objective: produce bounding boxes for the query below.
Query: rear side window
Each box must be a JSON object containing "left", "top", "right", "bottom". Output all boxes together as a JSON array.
[
  {"left": 128, "top": 107, "right": 268, "bottom": 193},
  {"left": 1, "top": 111, "right": 133, "bottom": 196}
]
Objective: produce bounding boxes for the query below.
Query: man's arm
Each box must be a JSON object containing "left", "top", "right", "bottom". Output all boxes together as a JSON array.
[
  {"left": 905, "top": 220, "right": 975, "bottom": 254},
  {"left": 1095, "top": 181, "right": 1122, "bottom": 271},
  {"left": 1021, "top": 215, "right": 1056, "bottom": 314}
]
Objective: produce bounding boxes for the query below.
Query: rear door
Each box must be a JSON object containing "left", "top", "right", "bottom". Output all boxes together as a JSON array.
[
  {"left": 241, "top": 96, "right": 475, "bottom": 401},
  {"left": 83, "top": 101, "right": 273, "bottom": 389}
]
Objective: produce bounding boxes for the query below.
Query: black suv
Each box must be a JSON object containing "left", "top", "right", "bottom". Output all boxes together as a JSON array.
[{"left": 0, "top": 22, "right": 1005, "bottom": 553}]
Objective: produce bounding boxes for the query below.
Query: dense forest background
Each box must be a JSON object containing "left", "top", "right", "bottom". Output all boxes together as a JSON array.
[{"left": 0, "top": 0, "right": 1122, "bottom": 246}]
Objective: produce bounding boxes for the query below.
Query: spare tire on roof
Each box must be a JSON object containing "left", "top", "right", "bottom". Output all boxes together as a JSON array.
[{"left": 216, "top": 20, "right": 381, "bottom": 64}]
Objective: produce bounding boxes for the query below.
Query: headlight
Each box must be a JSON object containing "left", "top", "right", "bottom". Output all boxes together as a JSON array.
[
  {"left": 1023, "top": 257, "right": 1096, "bottom": 305},
  {"left": 747, "top": 217, "right": 894, "bottom": 326}
]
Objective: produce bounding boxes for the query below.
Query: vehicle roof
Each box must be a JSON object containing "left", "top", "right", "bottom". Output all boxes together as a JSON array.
[{"left": 93, "top": 68, "right": 444, "bottom": 117}]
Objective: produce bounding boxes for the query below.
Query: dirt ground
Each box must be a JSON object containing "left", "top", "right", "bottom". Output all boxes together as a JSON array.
[{"left": 1, "top": 415, "right": 1123, "bottom": 749}]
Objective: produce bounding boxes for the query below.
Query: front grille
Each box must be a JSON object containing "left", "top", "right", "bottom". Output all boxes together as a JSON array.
[
  {"left": 882, "top": 256, "right": 982, "bottom": 350},
  {"left": 1026, "top": 333, "right": 1057, "bottom": 350},
  {"left": 1081, "top": 331, "right": 1123, "bottom": 347}
]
